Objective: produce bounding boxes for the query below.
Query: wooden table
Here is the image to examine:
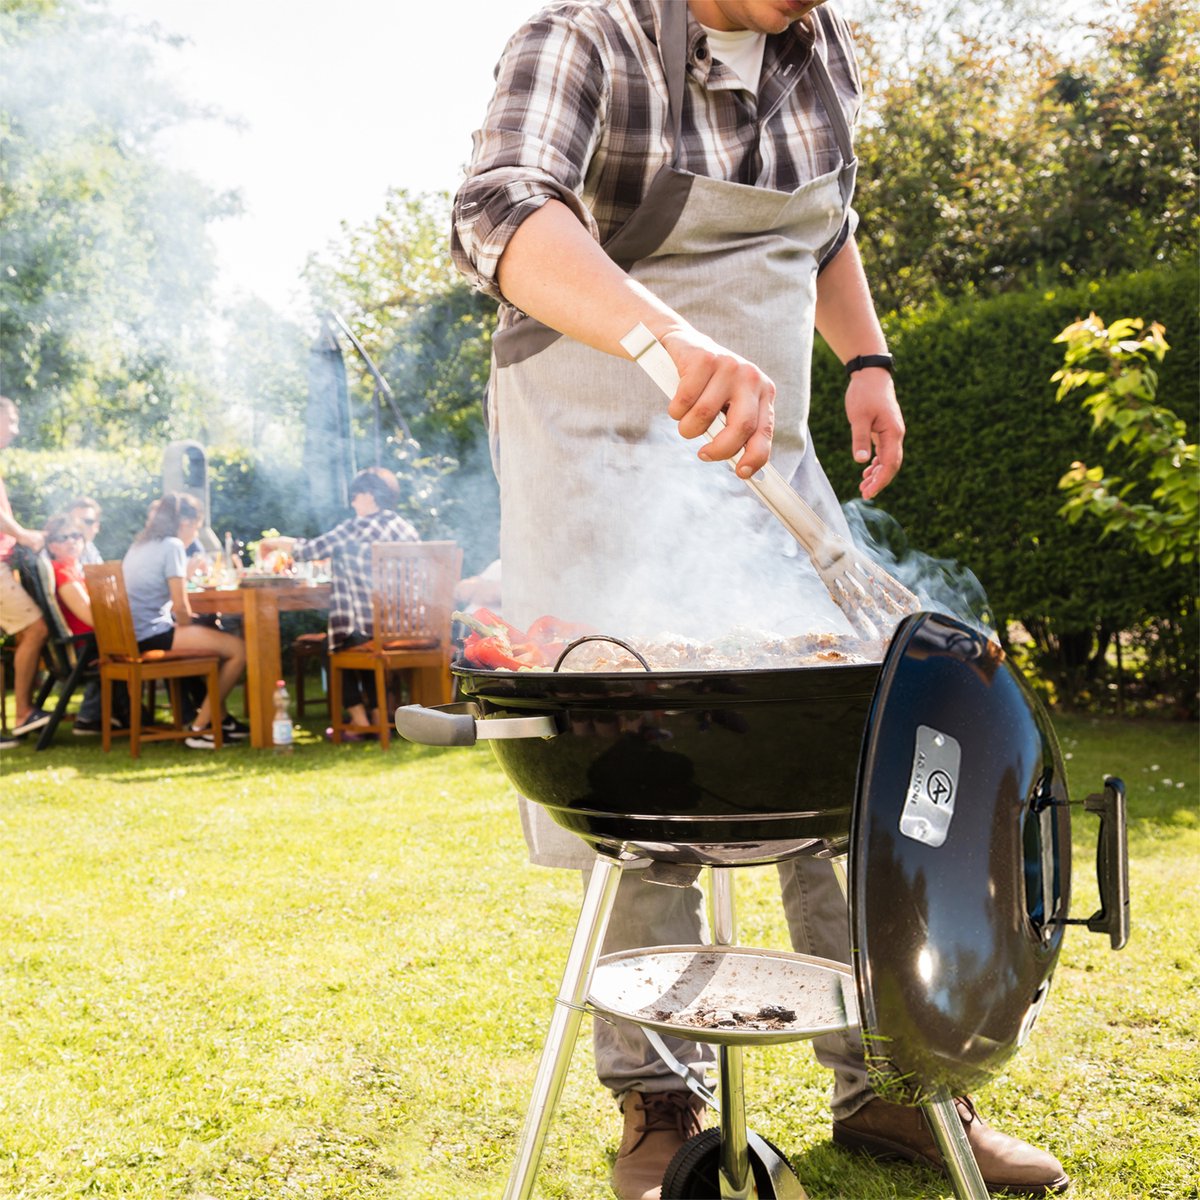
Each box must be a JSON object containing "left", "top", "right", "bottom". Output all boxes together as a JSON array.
[{"left": 188, "top": 581, "right": 331, "bottom": 748}]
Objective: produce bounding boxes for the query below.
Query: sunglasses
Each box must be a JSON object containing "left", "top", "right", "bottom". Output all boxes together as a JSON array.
[{"left": 53, "top": 532, "right": 85, "bottom": 543}]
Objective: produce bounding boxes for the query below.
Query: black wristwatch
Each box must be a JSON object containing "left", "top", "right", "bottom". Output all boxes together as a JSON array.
[{"left": 844, "top": 353, "right": 894, "bottom": 377}]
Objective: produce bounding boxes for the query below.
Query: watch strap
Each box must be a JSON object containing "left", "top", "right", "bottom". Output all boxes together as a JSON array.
[{"left": 844, "top": 353, "right": 895, "bottom": 377}]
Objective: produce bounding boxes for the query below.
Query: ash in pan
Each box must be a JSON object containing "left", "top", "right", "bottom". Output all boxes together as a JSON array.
[
  {"left": 557, "top": 626, "right": 884, "bottom": 672},
  {"left": 654, "top": 1004, "right": 800, "bottom": 1032}
]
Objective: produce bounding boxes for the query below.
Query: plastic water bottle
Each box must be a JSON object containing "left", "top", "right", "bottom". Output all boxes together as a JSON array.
[{"left": 272, "top": 680, "right": 294, "bottom": 754}]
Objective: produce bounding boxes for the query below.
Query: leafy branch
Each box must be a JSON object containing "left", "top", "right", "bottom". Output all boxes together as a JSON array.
[{"left": 1052, "top": 313, "right": 1198, "bottom": 567}]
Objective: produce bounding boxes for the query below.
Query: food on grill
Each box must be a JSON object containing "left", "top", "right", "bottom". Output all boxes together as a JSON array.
[
  {"left": 555, "top": 627, "right": 882, "bottom": 671},
  {"left": 455, "top": 610, "right": 882, "bottom": 672},
  {"left": 455, "top": 608, "right": 595, "bottom": 670}
]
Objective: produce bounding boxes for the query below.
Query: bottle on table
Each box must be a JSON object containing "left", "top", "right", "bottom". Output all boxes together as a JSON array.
[
  {"left": 224, "top": 531, "right": 243, "bottom": 581},
  {"left": 272, "top": 680, "right": 294, "bottom": 754}
]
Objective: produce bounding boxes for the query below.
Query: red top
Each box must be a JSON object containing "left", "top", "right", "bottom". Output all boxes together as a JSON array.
[
  {"left": 0, "top": 472, "right": 14, "bottom": 561},
  {"left": 53, "top": 558, "right": 93, "bottom": 635}
]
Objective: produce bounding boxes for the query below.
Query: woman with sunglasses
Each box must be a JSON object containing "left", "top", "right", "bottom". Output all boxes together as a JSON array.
[
  {"left": 43, "top": 512, "right": 123, "bottom": 734},
  {"left": 43, "top": 514, "right": 95, "bottom": 634}
]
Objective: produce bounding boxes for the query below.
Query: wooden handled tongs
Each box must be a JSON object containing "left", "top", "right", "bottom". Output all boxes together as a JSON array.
[{"left": 620, "top": 323, "right": 920, "bottom": 641}]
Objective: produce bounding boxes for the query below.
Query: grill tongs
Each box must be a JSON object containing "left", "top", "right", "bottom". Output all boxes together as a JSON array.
[{"left": 621, "top": 323, "right": 920, "bottom": 641}]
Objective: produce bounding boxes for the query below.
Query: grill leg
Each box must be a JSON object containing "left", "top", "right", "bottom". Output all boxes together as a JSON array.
[
  {"left": 706, "top": 869, "right": 755, "bottom": 1199},
  {"left": 921, "top": 1087, "right": 989, "bottom": 1200},
  {"left": 503, "top": 852, "right": 624, "bottom": 1200}
]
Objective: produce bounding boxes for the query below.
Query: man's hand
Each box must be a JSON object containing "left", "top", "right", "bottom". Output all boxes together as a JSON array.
[
  {"left": 845, "top": 367, "right": 905, "bottom": 499},
  {"left": 17, "top": 528, "right": 44, "bottom": 553},
  {"left": 660, "top": 329, "right": 777, "bottom": 477}
]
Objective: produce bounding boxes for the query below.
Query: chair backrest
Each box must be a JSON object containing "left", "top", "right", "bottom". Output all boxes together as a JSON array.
[
  {"left": 370, "top": 541, "right": 463, "bottom": 648},
  {"left": 82, "top": 562, "right": 141, "bottom": 662},
  {"left": 11, "top": 546, "right": 72, "bottom": 642}
]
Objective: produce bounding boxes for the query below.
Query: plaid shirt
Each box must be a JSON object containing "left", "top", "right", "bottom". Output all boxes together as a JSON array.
[
  {"left": 451, "top": 0, "right": 862, "bottom": 326},
  {"left": 292, "top": 510, "right": 418, "bottom": 648}
]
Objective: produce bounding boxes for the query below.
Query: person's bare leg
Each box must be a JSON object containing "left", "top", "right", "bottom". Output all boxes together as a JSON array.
[
  {"left": 13, "top": 618, "right": 48, "bottom": 721},
  {"left": 172, "top": 625, "right": 245, "bottom": 730}
]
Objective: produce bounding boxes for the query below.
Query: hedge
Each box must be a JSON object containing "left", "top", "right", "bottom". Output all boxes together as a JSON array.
[
  {"left": 808, "top": 264, "right": 1198, "bottom": 711},
  {"left": 6, "top": 266, "right": 1194, "bottom": 710}
]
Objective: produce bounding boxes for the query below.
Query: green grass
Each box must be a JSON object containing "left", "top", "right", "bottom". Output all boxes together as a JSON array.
[{"left": 0, "top": 712, "right": 1196, "bottom": 1199}]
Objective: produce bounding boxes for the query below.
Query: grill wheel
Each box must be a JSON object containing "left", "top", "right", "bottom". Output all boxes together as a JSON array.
[{"left": 661, "top": 1127, "right": 800, "bottom": 1198}]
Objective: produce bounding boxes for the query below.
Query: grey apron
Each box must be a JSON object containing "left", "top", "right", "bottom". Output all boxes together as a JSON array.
[{"left": 490, "top": 4, "right": 858, "bottom": 866}]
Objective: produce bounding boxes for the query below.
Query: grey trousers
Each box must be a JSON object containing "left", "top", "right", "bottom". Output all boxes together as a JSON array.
[{"left": 587, "top": 855, "right": 871, "bottom": 1121}]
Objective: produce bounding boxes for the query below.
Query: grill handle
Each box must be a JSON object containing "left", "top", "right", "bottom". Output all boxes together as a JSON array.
[
  {"left": 1065, "top": 776, "right": 1130, "bottom": 950},
  {"left": 394, "top": 702, "right": 558, "bottom": 747}
]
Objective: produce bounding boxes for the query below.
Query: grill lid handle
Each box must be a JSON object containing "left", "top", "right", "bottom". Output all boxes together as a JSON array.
[
  {"left": 394, "top": 703, "right": 558, "bottom": 747},
  {"left": 1064, "top": 776, "right": 1130, "bottom": 950}
]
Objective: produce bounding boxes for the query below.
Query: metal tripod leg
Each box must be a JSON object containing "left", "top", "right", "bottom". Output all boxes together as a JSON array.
[
  {"left": 921, "top": 1088, "right": 990, "bottom": 1200},
  {"left": 708, "top": 869, "right": 755, "bottom": 1199},
  {"left": 503, "top": 853, "right": 624, "bottom": 1200}
]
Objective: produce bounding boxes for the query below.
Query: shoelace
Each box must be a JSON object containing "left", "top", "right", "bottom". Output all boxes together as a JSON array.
[{"left": 625, "top": 1093, "right": 704, "bottom": 1154}]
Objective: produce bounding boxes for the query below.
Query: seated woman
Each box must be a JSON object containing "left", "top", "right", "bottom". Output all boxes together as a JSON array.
[
  {"left": 122, "top": 493, "right": 248, "bottom": 749},
  {"left": 259, "top": 468, "right": 418, "bottom": 737},
  {"left": 43, "top": 514, "right": 94, "bottom": 636},
  {"left": 42, "top": 513, "right": 120, "bottom": 733}
]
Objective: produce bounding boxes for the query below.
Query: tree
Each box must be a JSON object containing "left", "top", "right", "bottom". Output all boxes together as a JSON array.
[
  {"left": 0, "top": 0, "right": 233, "bottom": 448},
  {"left": 305, "top": 190, "right": 500, "bottom": 567},
  {"left": 850, "top": 0, "right": 1199, "bottom": 313},
  {"left": 1053, "top": 313, "right": 1198, "bottom": 567},
  {"left": 304, "top": 189, "right": 494, "bottom": 455}
]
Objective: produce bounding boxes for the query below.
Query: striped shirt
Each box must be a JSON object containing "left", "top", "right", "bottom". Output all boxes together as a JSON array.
[
  {"left": 451, "top": 0, "right": 862, "bottom": 326},
  {"left": 292, "top": 510, "right": 418, "bottom": 648}
]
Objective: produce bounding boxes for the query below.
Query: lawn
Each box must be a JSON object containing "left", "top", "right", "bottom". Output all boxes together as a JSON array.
[{"left": 0, "top": 710, "right": 1196, "bottom": 1199}]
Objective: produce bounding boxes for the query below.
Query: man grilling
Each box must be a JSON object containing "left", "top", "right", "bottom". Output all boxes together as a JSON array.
[{"left": 451, "top": 2, "right": 1067, "bottom": 1196}]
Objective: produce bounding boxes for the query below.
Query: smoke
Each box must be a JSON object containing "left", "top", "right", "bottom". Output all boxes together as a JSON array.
[
  {"left": 527, "top": 414, "right": 862, "bottom": 644},
  {"left": 511, "top": 412, "right": 997, "bottom": 660},
  {"left": 842, "top": 499, "right": 998, "bottom": 639}
]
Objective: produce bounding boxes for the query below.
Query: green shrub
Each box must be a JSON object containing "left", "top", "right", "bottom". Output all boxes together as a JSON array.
[
  {"left": 808, "top": 265, "right": 1198, "bottom": 713},
  {"left": 2, "top": 445, "right": 160, "bottom": 559}
]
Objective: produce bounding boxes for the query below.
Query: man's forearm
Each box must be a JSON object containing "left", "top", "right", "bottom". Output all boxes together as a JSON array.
[
  {"left": 496, "top": 199, "right": 686, "bottom": 353},
  {"left": 814, "top": 237, "right": 889, "bottom": 361},
  {"left": 494, "top": 198, "right": 780, "bottom": 474},
  {"left": 0, "top": 508, "right": 32, "bottom": 542}
]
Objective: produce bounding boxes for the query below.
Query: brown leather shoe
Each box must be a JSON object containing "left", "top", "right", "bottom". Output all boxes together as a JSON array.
[
  {"left": 833, "top": 1096, "right": 1069, "bottom": 1196},
  {"left": 612, "top": 1090, "right": 706, "bottom": 1200}
]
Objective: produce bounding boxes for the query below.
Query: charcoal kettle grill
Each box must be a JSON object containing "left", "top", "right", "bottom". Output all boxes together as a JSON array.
[{"left": 395, "top": 612, "right": 1130, "bottom": 1199}]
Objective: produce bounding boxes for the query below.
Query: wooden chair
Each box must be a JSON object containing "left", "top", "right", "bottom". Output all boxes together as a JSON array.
[
  {"left": 292, "top": 631, "right": 329, "bottom": 717},
  {"left": 9, "top": 545, "right": 100, "bottom": 750},
  {"left": 83, "top": 562, "right": 224, "bottom": 757},
  {"left": 328, "top": 541, "right": 462, "bottom": 750}
]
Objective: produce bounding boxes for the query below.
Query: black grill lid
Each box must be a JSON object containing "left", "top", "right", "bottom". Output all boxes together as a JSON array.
[{"left": 849, "top": 612, "right": 1072, "bottom": 1097}]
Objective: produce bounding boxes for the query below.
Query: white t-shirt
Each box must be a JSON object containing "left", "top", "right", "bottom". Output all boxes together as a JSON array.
[{"left": 700, "top": 24, "right": 767, "bottom": 92}]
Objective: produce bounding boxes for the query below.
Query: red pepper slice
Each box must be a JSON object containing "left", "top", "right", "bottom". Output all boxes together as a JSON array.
[
  {"left": 474, "top": 607, "right": 528, "bottom": 642},
  {"left": 526, "top": 615, "right": 596, "bottom": 646},
  {"left": 468, "top": 636, "right": 544, "bottom": 671}
]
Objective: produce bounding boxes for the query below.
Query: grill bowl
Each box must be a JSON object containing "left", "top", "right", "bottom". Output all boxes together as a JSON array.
[{"left": 456, "top": 660, "right": 881, "bottom": 865}]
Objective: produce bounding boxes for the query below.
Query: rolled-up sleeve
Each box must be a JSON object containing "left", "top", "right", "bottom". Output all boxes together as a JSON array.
[{"left": 451, "top": 14, "right": 609, "bottom": 301}]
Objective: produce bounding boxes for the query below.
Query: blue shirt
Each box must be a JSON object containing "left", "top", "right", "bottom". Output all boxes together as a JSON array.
[{"left": 123, "top": 537, "right": 186, "bottom": 642}]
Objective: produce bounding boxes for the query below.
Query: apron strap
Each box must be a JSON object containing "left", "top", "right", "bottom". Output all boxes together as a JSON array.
[{"left": 660, "top": 0, "right": 688, "bottom": 167}]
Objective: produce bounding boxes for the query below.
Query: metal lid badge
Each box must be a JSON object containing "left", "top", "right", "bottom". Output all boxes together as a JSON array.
[{"left": 900, "top": 725, "right": 961, "bottom": 847}]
